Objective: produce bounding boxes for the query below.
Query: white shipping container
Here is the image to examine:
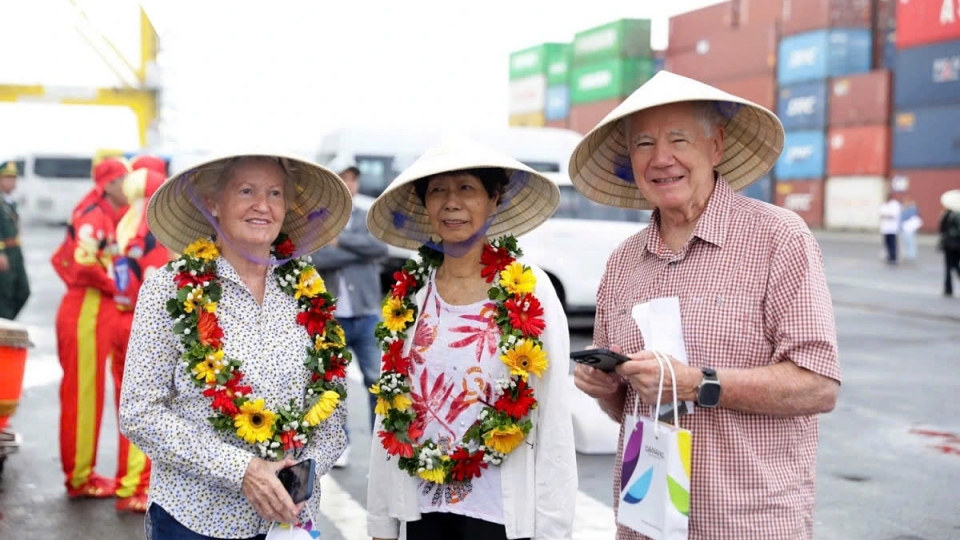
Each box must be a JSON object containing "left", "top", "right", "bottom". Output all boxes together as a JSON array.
[
  {"left": 824, "top": 175, "right": 886, "bottom": 231},
  {"left": 508, "top": 74, "right": 547, "bottom": 115}
]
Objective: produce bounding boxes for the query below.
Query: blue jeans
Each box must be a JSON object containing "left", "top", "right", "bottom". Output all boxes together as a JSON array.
[
  {"left": 902, "top": 230, "right": 918, "bottom": 260},
  {"left": 149, "top": 504, "right": 265, "bottom": 540},
  {"left": 339, "top": 314, "right": 381, "bottom": 438}
]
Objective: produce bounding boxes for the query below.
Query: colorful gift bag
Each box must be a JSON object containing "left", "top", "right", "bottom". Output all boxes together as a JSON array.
[{"left": 616, "top": 351, "right": 692, "bottom": 540}]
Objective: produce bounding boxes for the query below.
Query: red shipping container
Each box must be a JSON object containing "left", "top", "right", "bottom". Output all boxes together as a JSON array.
[
  {"left": 891, "top": 168, "right": 960, "bottom": 233},
  {"left": 827, "top": 125, "right": 890, "bottom": 176},
  {"left": 875, "top": 0, "right": 896, "bottom": 30},
  {"left": 665, "top": 24, "right": 778, "bottom": 84},
  {"left": 546, "top": 118, "right": 568, "bottom": 129},
  {"left": 775, "top": 179, "right": 825, "bottom": 228},
  {"left": 569, "top": 98, "right": 623, "bottom": 135},
  {"left": 714, "top": 74, "right": 777, "bottom": 111},
  {"left": 896, "top": 0, "right": 960, "bottom": 48},
  {"left": 669, "top": 1, "right": 738, "bottom": 53},
  {"left": 739, "top": 0, "right": 783, "bottom": 26},
  {"left": 829, "top": 70, "right": 891, "bottom": 126},
  {"left": 780, "top": 0, "right": 873, "bottom": 36}
]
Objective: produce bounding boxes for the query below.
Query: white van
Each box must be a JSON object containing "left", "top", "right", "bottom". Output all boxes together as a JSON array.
[{"left": 2, "top": 153, "right": 95, "bottom": 225}]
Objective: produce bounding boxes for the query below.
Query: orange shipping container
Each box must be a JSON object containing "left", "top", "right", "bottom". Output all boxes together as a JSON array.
[
  {"left": 775, "top": 179, "right": 824, "bottom": 229},
  {"left": 668, "top": 1, "right": 738, "bottom": 53},
  {"left": 738, "top": 0, "right": 782, "bottom": 26},
  {"left": 546, "top": 118, "right": 568, "bottom": 129},
  {"left": 713, "top": 75, "right": 776, "bottom": 112},
  {"left": 829, "top": 70, "right": 891, "bottom": 126},
  {"left": 827, "top": 125, "right": 890, "bottom": 176},
  {"left": 569, "top": 98, "right": 623, "bottom": 135},
  {"left": 890, "top": 168, "right": 960, "bottom": 234},
  {"left": 665, "top": 23, "right": 777, "bottom": 84}
]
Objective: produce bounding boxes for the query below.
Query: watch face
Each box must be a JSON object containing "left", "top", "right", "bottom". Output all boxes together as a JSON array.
[{"left": 699, "top": 382, "right": 722, "bottom": 407}]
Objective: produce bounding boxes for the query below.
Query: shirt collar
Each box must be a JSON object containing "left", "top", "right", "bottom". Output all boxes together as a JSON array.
[
  {"left": 215, "top": 255, "right": 280, "bottom": 290},
  {"left": 644, "top": 173, "right": 733, "bottom": 256}
]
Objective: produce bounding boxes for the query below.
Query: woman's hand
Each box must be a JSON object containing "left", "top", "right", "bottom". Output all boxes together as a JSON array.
[{"left": 241, "top": 457, "right": 305, "bottom": 524}]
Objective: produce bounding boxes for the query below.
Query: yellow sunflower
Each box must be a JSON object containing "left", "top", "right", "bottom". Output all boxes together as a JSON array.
[
  {"left": 295, "top": 267, "right": 326, "bottom": 299},
  {"left": 484, "top": 424, "right": 526, "bottom": 454},
  {"left": 192, "top": 349, "right": 224, "bottom": 383},
  {"left": 303, "top": 390, "right": 340, "bottom": 425},
  {"left": 203, "top": 301, "right": 218, "bottom": 313},
  {"left": 315, "top": 325, "right": 346, "bottom": 351},
  {"left": 184, "top": 238, "right": 219, "bottom": 261},
  {"left": 499, "top": 262, "right": 536, "bottom": 296},
  {"left": 372, "top": 386, "right": 413, "bottom": 415},
  {"left": 234, "top": 399, "right": 277, "bottom": 444},
  {"left": 501, "top": 340, "right": 548, "bottom": 378},
  {"left": 381, "top": 297, "right": 414, "bottom": 333},
  {"left": 418, "top": 467, "right": 447, "bottom": 484}
]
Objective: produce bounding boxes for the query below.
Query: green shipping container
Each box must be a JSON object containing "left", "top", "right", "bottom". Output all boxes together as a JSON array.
[
  {"left": 572, "top": 19, "right": 652, "bottom": 66},
  {"left": 509, "top": 43, "right": 570, "bottom": 81},
  {"left": 570, "top": 58, "right": 655, "bottom": 104}
]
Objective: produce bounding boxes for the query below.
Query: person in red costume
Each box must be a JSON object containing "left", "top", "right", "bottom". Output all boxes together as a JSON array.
[
  {"left": 108, "top": 155, "right": 170, "bottom": 513},
  {"left": 50, "top": 157, "right": 129, "bottom": 499}
]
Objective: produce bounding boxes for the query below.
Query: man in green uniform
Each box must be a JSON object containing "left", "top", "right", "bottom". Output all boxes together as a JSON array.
[{"left": 0, "top": 161, "right": 29, "bottom": 320}]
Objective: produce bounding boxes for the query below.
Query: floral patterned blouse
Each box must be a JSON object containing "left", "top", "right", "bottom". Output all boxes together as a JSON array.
[{"left": 119, "top": 257, "right": 347, "bottom": 538}]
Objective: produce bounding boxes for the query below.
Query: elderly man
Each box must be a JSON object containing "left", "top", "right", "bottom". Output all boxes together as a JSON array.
[{"left": 570, "top": 71, "right": 841, "bottom": 539}]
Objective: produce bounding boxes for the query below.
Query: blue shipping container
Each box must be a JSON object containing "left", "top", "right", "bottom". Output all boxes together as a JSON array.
[
  {"left": 777, "top": 29, "right": 872, "bottom": 85},
  {"left": 777, "top": 81, "right": 829, "bottom": 131},
  {"left": 774, "top": 131, "right": 826, "bottom": 180},
  {"left": 892, "top": 105, "right": 960, "bottom": 169},
  {"left": 894, "top": 40, "right": 960, "bottom": 108},
  {"left": 545, "top": 85, "right": 570, "bottom": 121},
  {"left": 739, "top": 175, "right": 773, "bottom": 203},
  {"left": 881, "top": 30, "right": 896, "bottom": 71}
]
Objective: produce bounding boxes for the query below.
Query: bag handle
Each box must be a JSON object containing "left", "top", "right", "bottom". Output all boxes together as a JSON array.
[{"left": 651, "top": 350, "right": 681, "bottom": 434}]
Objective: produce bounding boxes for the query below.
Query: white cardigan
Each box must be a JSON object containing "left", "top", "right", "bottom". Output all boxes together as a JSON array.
[{"left": 366, "top": 265, "right": 577, "bottom": 540}]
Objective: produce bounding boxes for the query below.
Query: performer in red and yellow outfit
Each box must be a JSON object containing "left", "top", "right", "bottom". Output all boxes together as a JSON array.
[
  {"left": 109, "top": 156, "right": 169, "bottom": 512},
  {"left": 51, "top": 158, "right": 129, "bottom": 499}
]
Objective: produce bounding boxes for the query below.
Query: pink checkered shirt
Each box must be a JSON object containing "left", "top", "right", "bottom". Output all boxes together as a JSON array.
[{"left": 594, "top": 178, "right": 841, "bottom": 540}]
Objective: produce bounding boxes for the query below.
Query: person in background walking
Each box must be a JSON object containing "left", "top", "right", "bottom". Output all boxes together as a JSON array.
[
  {"left": 310, "top": 164, "right": 387, "bottom": 468},
  {"left": 938, "top": 189, "right": 960, "bottom": 297},
  {"left": 900, "top": 197, "right": 922, "bottom": 262},
  {"left": 879, "top": 191, "right": 902, "bottom": 265},
  {"left": 0, "top": 161, "right": 29, "bottom": 320}
]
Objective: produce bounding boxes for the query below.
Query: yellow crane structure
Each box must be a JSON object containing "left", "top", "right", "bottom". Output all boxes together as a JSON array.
[{"left": 0, "top": 4, "right": 160, "bottom": 148}]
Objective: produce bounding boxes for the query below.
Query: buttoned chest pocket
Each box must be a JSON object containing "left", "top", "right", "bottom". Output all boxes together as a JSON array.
[
  {"left": 602, "top": 297, "right": 647, "bottom": 354},
  {"left": 682, "top": 294, "right": 766, "bottom": 369}
]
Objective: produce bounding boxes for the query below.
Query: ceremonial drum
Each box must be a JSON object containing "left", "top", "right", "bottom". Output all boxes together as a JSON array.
[{"left": 0, "top": 318, "right": 31, "bottom": 431}]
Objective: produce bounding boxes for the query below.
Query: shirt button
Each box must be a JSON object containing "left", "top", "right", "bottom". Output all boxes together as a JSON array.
[{"left": 668, "top": 261, "right": 678, "bottom": 268}]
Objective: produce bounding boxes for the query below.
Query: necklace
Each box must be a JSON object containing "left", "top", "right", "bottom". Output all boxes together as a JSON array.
[
  {"left": 168, "top": 235, "right": 351, "bottom": 459},
  {"left": 372, "top": 235, "right": 548, "bottom": 485}
]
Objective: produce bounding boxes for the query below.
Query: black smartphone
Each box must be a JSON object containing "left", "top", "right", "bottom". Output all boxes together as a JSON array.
[
  {"left": 277, "top": 458, "right": 316, "bottom": 504},
  {"left": 571, "top": 348, "right": 631, "bottom": 373}
]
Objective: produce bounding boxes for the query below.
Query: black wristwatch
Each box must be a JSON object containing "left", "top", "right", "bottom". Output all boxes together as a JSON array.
[{"left": 696, "top": 367, "right": 721, "bottom": 408}]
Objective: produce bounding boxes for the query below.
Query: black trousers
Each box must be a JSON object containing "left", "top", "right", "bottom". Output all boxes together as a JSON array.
[
  {"left": 883, "top": 233, "right": 898, "bottom": 263},
  {"left": 405, "top": 512, "right": 529, "bottom": 540},
  {"left": 945, "top": 249, "right": 960, "bottom": 295}
]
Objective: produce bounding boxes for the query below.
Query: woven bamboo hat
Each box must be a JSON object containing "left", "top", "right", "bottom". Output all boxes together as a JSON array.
[
  {"left": 366, "top": 136, "right": 561, "bottom": 250},
  {"left": 942, "top": 189, "right": 960, "bottom": 212},
  {"left": 568, "top": 70, "right": 785, "bottom": 209},
  {"left": 147, "top": 152, "right": 352, "bottom": 255}
]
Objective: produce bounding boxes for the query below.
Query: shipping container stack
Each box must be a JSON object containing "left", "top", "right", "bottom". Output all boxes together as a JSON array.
[
  {"left": 773, "top": 0, "right": 874, "bottom": 229},
  {"left": 890, "top": 0, "right": 960, "bottom": 233},
  {"left": 666, "top": 0, "right": 781, "bottom": 203},
  {"left": 567, "top": 19, "right": 656, "bottom": 135},
  {"left": 508, "top": 43, "right": 570, "bottom": 128}
]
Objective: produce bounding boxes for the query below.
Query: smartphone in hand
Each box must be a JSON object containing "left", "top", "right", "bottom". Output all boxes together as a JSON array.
[
  {"left": 277, "top": 458, "right": 316, "bottom": 504},
  {"left": 571, "top": 348, "right": 631, "bottom": 373}
]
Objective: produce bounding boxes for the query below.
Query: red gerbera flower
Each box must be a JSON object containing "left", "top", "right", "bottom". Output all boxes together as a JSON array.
[
  {"left": 480, "top": 244, "right": 515, "bottom": 283},
  {"left": 203, "top": 387, "right": 239, "bottom": 415},
  {"left": 504, "top": 294, "right": 546, "bottom": 337},
  {"left": 297, "top": 297, "right": 334, "bottom": 335},
  {"left": 407, "top": 415, "right": 425, "bottom": 441},
  {"left": 449, "top": 447, "right": 488, "bottom": 482},
  {"left": 280, "top": 429, "right": 304, "bottom": 451},
  {"left": 174, "top": 271, "right": 217, "bottom": 289},
  {"left": 382, "top": 341, "right": 411, "bottom": 375},
  {"left": 494, "top": 378, "right": 537, "bottom": 420},
  {"left": 324, "top": 355, "right": 348, "bottom": 381},
  {"left": 391, "top": 270, "right": 418, "bottom": 298},
  {"left": 197, "top": 310, "right": 224, "bottom": 348},
  {"left": 378, "top": 430, "right": 414, "bottom": 458},
  {"left": 225, "top": 370, "right": 252, "bottom": 397},
  {"left": 274, "top": 238, "right": 296, "bottom": 258}
]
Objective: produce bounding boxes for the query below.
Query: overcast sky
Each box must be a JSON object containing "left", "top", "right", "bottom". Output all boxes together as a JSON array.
[{"left": 0, "top": 0, "right": 725, "bottom": 157}]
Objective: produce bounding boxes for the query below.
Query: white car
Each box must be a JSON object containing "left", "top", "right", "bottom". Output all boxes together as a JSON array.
[{"left": 353, "top": 172, "right": 650, "bottom": 315}]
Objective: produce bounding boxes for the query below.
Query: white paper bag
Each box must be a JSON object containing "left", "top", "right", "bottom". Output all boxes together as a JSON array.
[{"left": 617, "top": 352, "right": 692, "bottom": 540}]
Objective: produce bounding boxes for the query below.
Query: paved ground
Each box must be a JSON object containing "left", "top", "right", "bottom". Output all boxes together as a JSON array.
[{"left": 0, "top": 224, "right": 958, "bottom": 540}]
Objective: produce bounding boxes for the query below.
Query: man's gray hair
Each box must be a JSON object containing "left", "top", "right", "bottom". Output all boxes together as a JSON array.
[{"left": 621, "top": 100, "right": 727, "bottom": 140}]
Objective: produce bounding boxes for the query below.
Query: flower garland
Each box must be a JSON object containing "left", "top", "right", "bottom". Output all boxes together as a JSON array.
[
  {"left": 371, "top": 235, "right": 548, "bottom": 485},
  {"left": 166, "top": 234, "right": 351, "bottom": 459}
]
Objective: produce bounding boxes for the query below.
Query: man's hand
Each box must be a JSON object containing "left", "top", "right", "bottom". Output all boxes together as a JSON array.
[
  {"left": 241, "top": 457, "right": 305, "bottom": 524},
  {"left": 616, "top": 351, "right": 701, "bottom": 406},
  {"left": 0, "top": 253, "right": 8, "bottom": 272},
  {"left": 573, "top": 346, "right": 625, "bottom": 399}
]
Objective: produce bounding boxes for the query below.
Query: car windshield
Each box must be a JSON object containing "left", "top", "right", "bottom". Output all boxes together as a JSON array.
[
  {"left": 555, "top": 186, "right": 651, "bottom": 222},
  {"left": 33, "top": 157, "right": 93, "bottom": 179}
]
